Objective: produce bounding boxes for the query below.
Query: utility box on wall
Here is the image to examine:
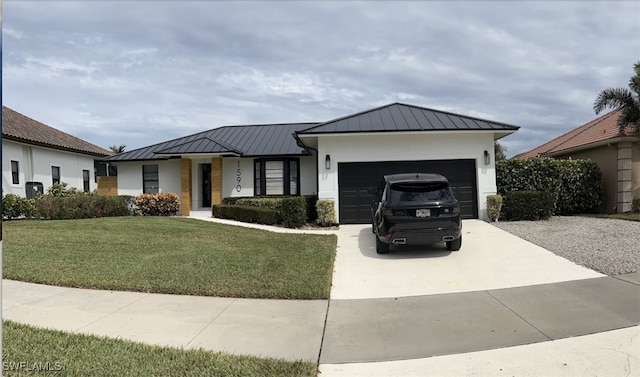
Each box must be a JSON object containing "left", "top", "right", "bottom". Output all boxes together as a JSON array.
[{"left": 25, "top": 182, "right": 44, "bottom": 199}]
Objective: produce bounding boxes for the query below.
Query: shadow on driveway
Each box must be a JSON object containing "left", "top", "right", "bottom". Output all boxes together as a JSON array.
[{"left": 357, "top": 227, "right": 453, "bottom": 259}]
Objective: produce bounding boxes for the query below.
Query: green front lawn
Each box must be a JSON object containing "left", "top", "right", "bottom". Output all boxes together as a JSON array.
[
  {"left": 2, "top": 321, "right": 317, "bottom": 377},
  {"left": 2, "top": 217, "right": 337, "bottom": 299}
]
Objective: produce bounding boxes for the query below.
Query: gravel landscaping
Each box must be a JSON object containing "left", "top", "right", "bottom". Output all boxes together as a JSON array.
[{"left": 492, "top": 216, "right": 639, "bottom": 276}]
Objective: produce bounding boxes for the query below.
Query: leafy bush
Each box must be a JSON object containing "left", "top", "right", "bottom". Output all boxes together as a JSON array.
[
  {"left": 225, "top": 195, "right": 317, "bottom": 227},
  {"left": 135, "top": 193, "right": 180, "bottom": 216},
  {"left": 280, "top": 196, "right": 307, "bottom": 228},
  {"left": 497, "top": 158, "right": 603, "bottom": 215},
  {"left": 316, "top": 200, "right": 337, "bottom": 227},
  {"left": 501, "top": 191, "right": 555, "bottom": 221},
  {"left": 555, "top": 159, "right": 603, "bottom": 214},
  {"left": 2, "top": 194, "right": 35, "bottom": 219},
  {"left": 486, "top": 194, "right": 503, "bottom": 222},
  {"left": 212, "top": 204, "right": 281, "bottom": 225},
  {"left": 33, "top": 196, "right": 132, "bottom": 220},
  {"left": 632, "top": 197, "right": 640, "bottom": 213},
  {"left": 304, "top": 195, "right": 318, "bottom": 223},
  {"left": 236, "top": 197, "right": 282, "bottom": 210},
  {"left": 45, "top": 182, "right": 93, "bottom": 197}
]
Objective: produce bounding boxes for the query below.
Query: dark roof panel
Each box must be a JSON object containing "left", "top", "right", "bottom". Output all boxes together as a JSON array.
[
  {"left": 105, "top": 122, "right": 317, "bottom": 162},
  {"left": 299, "top": 102, "right": 519, "bottom": 134}
]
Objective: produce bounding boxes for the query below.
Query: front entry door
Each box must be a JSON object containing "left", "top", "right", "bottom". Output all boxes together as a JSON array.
[{"left": 201, "top": 163, "right": 212, "bottom": 207}]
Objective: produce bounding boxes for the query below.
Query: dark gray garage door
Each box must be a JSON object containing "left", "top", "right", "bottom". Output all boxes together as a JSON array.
[{"left": 338, "top": 159, "right": 478, "bottom": 224}]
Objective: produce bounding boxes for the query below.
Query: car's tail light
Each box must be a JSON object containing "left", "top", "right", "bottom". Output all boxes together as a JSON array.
[
  {"left": 453, "top": 204, "right": 460, "bottom": 214},
  {"left": 383, "top": 208, "right": 393, "bottom": 217}
]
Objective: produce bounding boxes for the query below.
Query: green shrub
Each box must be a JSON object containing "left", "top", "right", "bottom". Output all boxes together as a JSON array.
[
  {"left": 631, "top": 197, "right": 640, "bottom": 213},
  {"left": 486, "top": 194, "right": 503, "bottom": 222},
  {"left": 280, "top": 196, "right": 307, "bottom": 228},
  {"left": 212, "top": 204, "right": 281, "bottom": 225},
  {"left": 501, "top": 191, "right": 555, "bottom": 221},
  {"left": 33, "top": 196, "right": 132, "bottom": 220},
  {"left": 555, "top": 159, "right": 603, "bottom": 214},
  {"left": 316, "top": 200, "right": 337, "bottom": 227},
  {"left": 236, "top": 197, "right": 282, "bottom": 210},
  {"left": 497, "top": 158, "right": 603, "bottom": 215},
  {"left": 135, "top": 193, "right": 180, "bottom": 216},
  {"left": 304, "top": 195, "right": 318, "bottom": 223},
  {"left": 2, "top": 194, "right": 35, "bottom": 219},
  {"left": 45, "top": 182, "right": 91, "bottom": 197}
]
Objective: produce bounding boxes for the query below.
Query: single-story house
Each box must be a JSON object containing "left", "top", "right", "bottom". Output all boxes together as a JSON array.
[
  {"left": 103, "top": 103, "right": 519, "bottom": 222},
  {"left": 517, "top": 109, "right": 639, "bottom": 213},
  {"left": 2, "top": 106, "right": 113, "bottom": 198}
]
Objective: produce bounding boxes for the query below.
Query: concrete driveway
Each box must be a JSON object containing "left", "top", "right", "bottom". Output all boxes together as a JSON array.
[{"left": 330, "top": 220, "right": 604, "bottom": 299}]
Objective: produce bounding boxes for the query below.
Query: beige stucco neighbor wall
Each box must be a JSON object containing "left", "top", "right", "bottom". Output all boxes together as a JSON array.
[{"left": 555, "top": 144, "right": 618, "bottom": 214}]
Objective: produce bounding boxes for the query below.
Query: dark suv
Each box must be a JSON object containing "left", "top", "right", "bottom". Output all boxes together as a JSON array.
[{"left": 370, "top": 173, "right": 462, "bottom": 254}]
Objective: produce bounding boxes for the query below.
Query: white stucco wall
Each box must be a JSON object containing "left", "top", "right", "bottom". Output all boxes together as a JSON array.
[
  {"left": 313, "top": 132, "right": 497, "bottom": 221},
  {"left": 116, "top": 160, "right": 181, "bottom": 197},
  {"left": 2, "top": 139, "right": 99, "bottom": 197},
  {"left": 221, "top": 155, "right": 317, "bottom": 200}
]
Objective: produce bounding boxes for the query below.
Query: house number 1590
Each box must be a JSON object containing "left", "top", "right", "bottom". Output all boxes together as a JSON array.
[{"left": 236, "top": 161, "right": 242, "bottom": 192}]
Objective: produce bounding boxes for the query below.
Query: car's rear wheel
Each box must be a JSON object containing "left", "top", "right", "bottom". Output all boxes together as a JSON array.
[
  {"left": 446, "top": 236, "right": 462, "bottom": 251},
  {"left": 376, "top": 237, "right": 390, "bottom": 254}
]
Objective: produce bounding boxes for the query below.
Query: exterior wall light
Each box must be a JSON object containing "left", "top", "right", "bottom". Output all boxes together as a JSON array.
[
  {"left": 484, "top": 150, "right": 491, "bottom": 165},
  {"left": 325, "top": 154, "right": 331, "bottom": 170}
]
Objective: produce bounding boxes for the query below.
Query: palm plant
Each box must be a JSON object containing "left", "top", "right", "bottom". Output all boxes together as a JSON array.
[
  {"left": 109, "top": 144, "right": 126, "bottom": 154},
  {"left": 593, "top": 61, "right": 640, "bottom": 134}
]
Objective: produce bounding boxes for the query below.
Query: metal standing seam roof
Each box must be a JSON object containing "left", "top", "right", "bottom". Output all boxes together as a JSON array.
[
  {"left": 2, "top": 106, "right": 113, "bottom": 157},
  {"left": 297, "top": 102, "right": 520, "bottom": 135},
  {"left": 105, "top": 122, "right": 318, "bottom": 162},
  {"left": 105, "top": 103, "right": 520, "bottom": 163}
]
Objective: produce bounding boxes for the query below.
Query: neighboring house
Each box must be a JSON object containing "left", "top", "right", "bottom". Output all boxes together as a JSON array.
[
  {"left": 103, "top": 103, "right": 519, "bottom": 222},
  {"left": 517, "top": 109, "right": 639, "bottom": 213},
  {"left": 2, "top": 106, "right": 113, "bottom": 197}
]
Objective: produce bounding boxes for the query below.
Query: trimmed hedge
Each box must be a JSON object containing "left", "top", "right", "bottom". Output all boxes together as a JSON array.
[
  {"left": 633, "top": 197, "right": 640, "bottom": 213},
  {"left": 501, "top": 191, "right": 555, "bottom": 221},
  {"left": 280, "top": 196, "right": 307, "bottom": 228},
  {"left": 497, "top": 158, "right": 603, "bottom": 215},
  {"left": 212, "top": 204, "right": 281, "bottom": 225},
  {"left": 222, "top": 195, "right": 318, "bottom": 227},
  {"left": 316, "top": 200, "right": 337, "bottom": 227},
  {"left": 224, "top": 195, "right": 318, "bottom": 221},
  {"left": 33, "top": 196, "right": 133, "bottom": 220}
]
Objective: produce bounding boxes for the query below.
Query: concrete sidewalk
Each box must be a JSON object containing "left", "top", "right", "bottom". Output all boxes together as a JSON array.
[{"left": 3, "top": 275, "right": 638, "bottom": 368}]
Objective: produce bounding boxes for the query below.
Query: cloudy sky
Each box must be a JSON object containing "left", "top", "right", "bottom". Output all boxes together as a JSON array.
[{"left": 2, "top": 1, "right": 639, "bottom": 157}]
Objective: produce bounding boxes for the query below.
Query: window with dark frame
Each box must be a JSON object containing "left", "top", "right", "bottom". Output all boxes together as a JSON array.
[
  {"left": 11, "top": 160, "right": 19, "bottom": 184},
  {"left": 83, "top": 170, "right": 91, "bottom": 192},
  {"left": 51, "top": 166, "right": 60, "bottom": 185},
  {"left": 142, "top": 165, "right": 159, "bottom": 194},
  {"left": 254, "top": 158, "right": 300, "bottom": 196}
]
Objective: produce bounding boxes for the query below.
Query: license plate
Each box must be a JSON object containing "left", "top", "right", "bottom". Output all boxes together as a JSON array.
[{"left": 416, "top": 209, "right": 430, "bottom": 217}]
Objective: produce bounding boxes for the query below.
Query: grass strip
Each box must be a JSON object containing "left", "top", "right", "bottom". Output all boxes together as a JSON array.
[
  {"left": 2, "top": 321, "right": 317, "bottom": 377},
  {"left": 3, "top": 217, "right": 337, "bottom": 299}
]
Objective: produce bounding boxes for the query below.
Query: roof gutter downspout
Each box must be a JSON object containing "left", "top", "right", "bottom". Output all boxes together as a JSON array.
[{"left": 293, "top": 132, "right": 320, "bottom": 196}]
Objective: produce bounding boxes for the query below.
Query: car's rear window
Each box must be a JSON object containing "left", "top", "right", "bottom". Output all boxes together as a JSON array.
[{"left": 389, "top": 182, "right": 453, "bottom": 203}]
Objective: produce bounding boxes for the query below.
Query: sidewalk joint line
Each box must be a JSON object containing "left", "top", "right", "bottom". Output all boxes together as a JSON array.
[
  {"left": 484, "top": 290, "right": 553, "bottom": 341},
  {"left": 76, "top": 292, "right": 150, "bottom": 332},
  {"left": 316, "top": 299, "right": 332, "bottom": 365},
  {"left": 184, "top": 298, "right": 238, "bottom": 348}
]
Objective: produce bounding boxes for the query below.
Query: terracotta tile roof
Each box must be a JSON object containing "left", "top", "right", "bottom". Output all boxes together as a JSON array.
[
  {"left": 2, "top": 106, "right": 113, "bottom": 157},
  {"left": 517, "top": 110, "right": 638, "bottom": 158}
]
